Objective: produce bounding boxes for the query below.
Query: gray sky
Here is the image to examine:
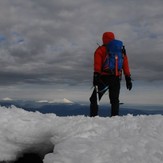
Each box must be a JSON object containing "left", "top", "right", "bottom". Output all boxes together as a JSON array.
[{"left": 0, "top": 0, "right": 163, "bottom": 103}]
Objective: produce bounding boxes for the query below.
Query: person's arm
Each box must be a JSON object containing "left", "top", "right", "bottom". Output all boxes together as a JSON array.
[
  {"left": 123, "top": 53, "right": 132, "bottom": 90},
  {"left": 93, "top": 47, "right": 103, "bottom": 86},
  {"left": 94, "top": 47, "right": 103, "bottom": 73}
]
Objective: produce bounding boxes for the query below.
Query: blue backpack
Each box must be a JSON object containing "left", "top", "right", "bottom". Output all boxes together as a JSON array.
[{"left": 102, "top": 39, "right": 124, "bottom": 75}]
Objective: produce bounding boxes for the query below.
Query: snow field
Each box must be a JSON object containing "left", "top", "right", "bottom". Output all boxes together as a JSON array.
[{"left": 0, "top": 105, "right": 163, "bottom": 163}]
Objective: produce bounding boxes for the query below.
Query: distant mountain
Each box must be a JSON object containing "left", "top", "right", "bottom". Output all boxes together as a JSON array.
[
  {"left": 0, "top": 99, "right": 88, "bottom": 116},
  {"left": 63, "top": 98, "right": 74, "bottom": 104},
  {"left": 37, "top": 100, "right": 49, "bottom": 103},
  {"left": 36, "top": 98, "right": 74, "bottom": 104},
  {"left": 0, "top": 99, "right": 163, "bottom": 117},
  {"left": 2, "top": 97, "right": 13, "bottom": 101}
]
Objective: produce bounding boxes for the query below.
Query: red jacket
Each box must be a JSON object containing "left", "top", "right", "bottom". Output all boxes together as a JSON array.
[{"left": 94, "top": 32, "right": 131, "bottom": 76}]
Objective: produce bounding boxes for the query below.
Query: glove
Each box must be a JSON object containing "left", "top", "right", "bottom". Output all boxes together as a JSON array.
[
  {"left": 125, "top": 75, "right": 132, "bottom": 90},
  {"left": 93, "top": 72, "right": 101, "bottom": 86}
]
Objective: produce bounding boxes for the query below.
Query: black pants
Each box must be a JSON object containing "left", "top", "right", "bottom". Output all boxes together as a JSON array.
[{"left": 89, "top": 75, "right": 120, "bottom": 117}]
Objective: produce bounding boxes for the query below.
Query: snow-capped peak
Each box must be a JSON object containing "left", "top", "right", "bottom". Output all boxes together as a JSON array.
[
  {"left": 45, "top": 98, "right": 74, "bottom": 104},
  {"left": 37, "top": 100, "right": 49, "bottom": 103},
  {"left": 63, "top": 98, "right": 73, "bottom": 104},
  {"left": 2, "top": 97, "right": 13, "bottom": 101}
]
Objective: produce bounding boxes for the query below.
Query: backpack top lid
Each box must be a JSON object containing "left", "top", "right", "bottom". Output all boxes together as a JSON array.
[{"left": 107, "top": 39, "right": 123, "bottom": 54}]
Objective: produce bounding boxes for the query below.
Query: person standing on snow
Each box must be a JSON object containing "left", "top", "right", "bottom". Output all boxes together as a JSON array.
[{"left": 89, "top": 32, "right": 132, "bottom": 117}]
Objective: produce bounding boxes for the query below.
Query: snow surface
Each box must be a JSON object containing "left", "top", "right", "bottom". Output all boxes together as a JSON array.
[{"left": 0, "top": 105, "right": 163, "bottom": 163}]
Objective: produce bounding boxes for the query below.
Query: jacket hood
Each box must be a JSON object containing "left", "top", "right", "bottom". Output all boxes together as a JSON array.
[{"left": 102, "top": 32, "right": 115, "bottom": 44}]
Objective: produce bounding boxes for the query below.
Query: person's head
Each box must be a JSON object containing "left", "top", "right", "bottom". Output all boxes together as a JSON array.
[{"left": 102, "top": 32, "right": 115, "bottom": 44}]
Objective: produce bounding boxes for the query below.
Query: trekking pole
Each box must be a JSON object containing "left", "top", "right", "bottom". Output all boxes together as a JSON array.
[{"left": 95, "top": 85, "right": 100, "bottom": 106}]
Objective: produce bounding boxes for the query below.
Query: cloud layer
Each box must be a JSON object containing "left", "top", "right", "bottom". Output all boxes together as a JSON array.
[{"left": 0, "top": 0, "right": 163, "bottom": 88}]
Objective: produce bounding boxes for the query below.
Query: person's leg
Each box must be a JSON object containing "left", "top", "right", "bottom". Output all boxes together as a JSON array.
[
  {"left": 109, "top": 76, "right": 120, "bottom": 116},
  {"left": 90, "top": 88, "right": 98, "bottom": 117},
  {"left": 89, "top": 79, "right": 107, "bottom": 117}
]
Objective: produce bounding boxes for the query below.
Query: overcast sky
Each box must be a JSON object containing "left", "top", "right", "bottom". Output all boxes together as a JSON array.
[{"left": 0, "top": 0, "right": 163, "bottom": 103}]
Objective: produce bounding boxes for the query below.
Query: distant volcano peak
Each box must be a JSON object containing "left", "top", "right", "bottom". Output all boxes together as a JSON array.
[
  {"left": 63, "top": 98, "right": 73, "bottom": 104},
  {"left": 2, "top": 97, "right": 13, "bottom": 101}
]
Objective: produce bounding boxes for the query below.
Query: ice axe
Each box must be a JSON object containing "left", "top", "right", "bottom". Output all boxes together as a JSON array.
[{"left": 95, "top": 85, "right": 100, "bottom": 106}]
